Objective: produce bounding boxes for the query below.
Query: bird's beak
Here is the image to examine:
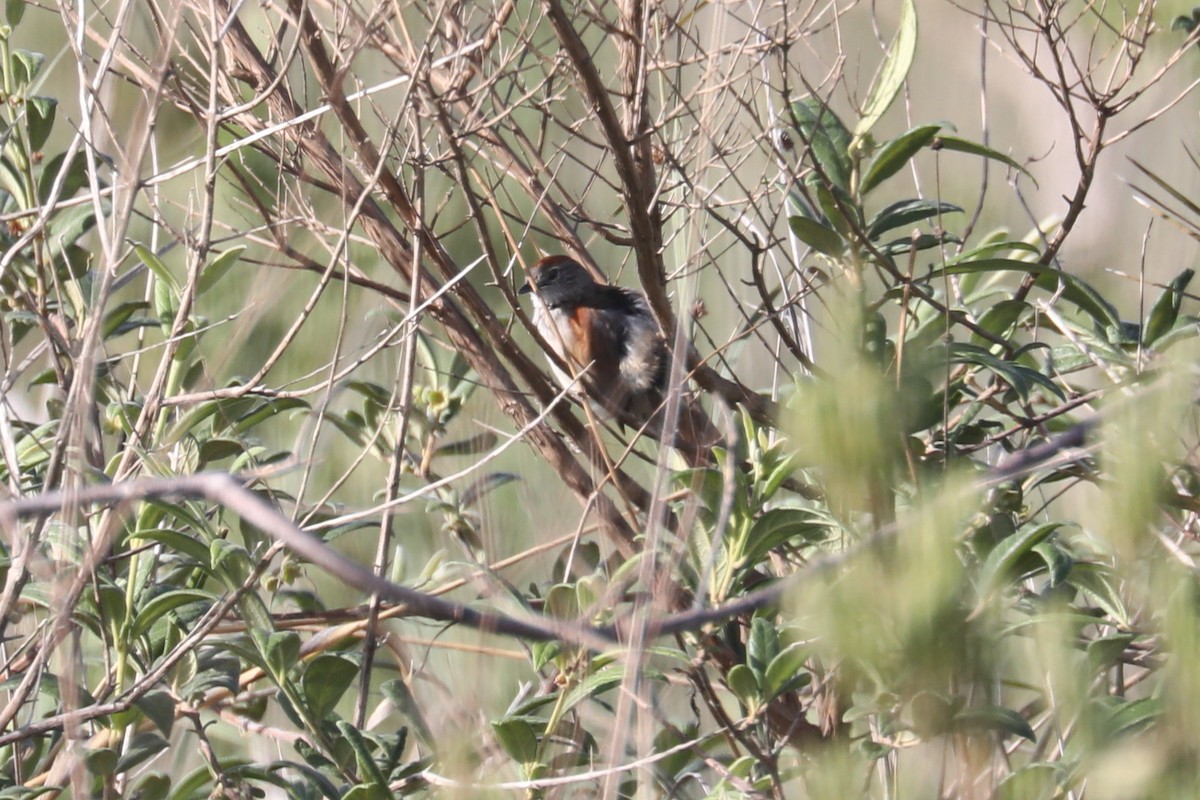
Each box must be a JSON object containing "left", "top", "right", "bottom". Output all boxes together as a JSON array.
[{"left": 517, "top": 280, "right": 533, "bottom": 295}]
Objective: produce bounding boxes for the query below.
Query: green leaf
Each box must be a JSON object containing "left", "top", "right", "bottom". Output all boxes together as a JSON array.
[
  {"left": 1143, "top": 268, "right": 1194, "bottom": 346},
  {"left": 950, "top": 705, "right": 1036, "bottom": 741},
  {"left": 854, "top": 0, "right": 917, "bottom": 138},
  {"left": 210, "top": 538, "right": 253, "bottom": 586},
  {"left": 133, "top": 689, "right": 177, "bottom": 737},
  {"left": 38, "top": 150, "right": 89, "bottom": 203},
  {"left": 866, "top": 198, "right": 962, "bottom": 240},
  {"left": 1086, "top": 633, "right": 1135, "bottom": 673},
  {"left": 7, "top": 0, "right": 26, "bottom": 26},
  {"left": 747, "top": 617, "right": 778, "bottom": 680},
  {"left": 949, "top": 239, "right": 1041, "bottom": 265},
  {"left": 48, "top": 202, "right": 98, "bottom": 249},
  {"left": 878, "top": 231, "right": 957, "bottom": 256},
  {"left": 343, "top": 786, "right": 389, "bottom": 800},
  {"left": 789, "top": 97, "right": 853, "bottom": 191},
  {"left": 181, "top": 647, "right": 240, "bottom": 700},
  {"left": 973, "top": 300, "right": 1031, "bottom": 345},
  {"left": 859, "top": 124, "right": 940, "bottom": 195},
  {"left": 934, "top": 134, "right": 1034, "bottom": 182},
  {"left": 1032, "top": 539, "right": 1073, "bottom": 587},
  {"left": 303, "top": 654, "right": 359, "bottom": 720},
  {"left": 198, "top": 437, "right": 246, "bottom": 466},
  {"left": 726, "top": 664, "right": 760, "bottom": 708},
  {"left": 231, "top": 397, "right": 310, "bottom": 434},
  {"left": 380, "top": 678, "right": 435, "bottom": 748},
  {"left": 809, "top": 178, "right": 859, "bottom": 235},
  {"left": 131, "top": 527, "right": 211, "bottom": 567},
  {"left": 994, "top": 764, "right": 1060, "bottom": 800},
  {"left": 763, "top": 642, "right": 810, "bottom": 699},
  {"left": 744, "top": 507, "right": 832, "bottom": 563},
  {"left": 436, "top": 431, "right": 499, "bottom": 456},
  {"left": 131, "top": 589, "right": 217, "bottom": 638},
  {"left": 335, "top": 720, "right": 391, "bottom": 789},
  {"left": 132, "top": 774, "right": 172, "bottom": 800},
  {"left": 198, "top": 246, "right": 245, "bottom": 294},
  {"left": 948, "top": 342, "right": 1064, "bottom": 402},
  {"left": 977, "top": 522, "right": 1065, "bottom": 600},
  {"left": 460, "top": 472, "right": 519, "bottom": 507},
  {"left": 561, "top": 663, "right": 633, "bottom": 715},
  {"left": 492, "top": 718, "right": 540, "bottom": 764},
  {"left": 136, "top": 243, "right": 181, "bottom": 330},
  {"left": 788, "top": 214, "right": 844, "bottom": 257},
  {"left": 1066, "top": 563, "right": 1130, "bottom": 626},
  {"left": 910, "top": 690, "right": 957, "bottom": 738},
  {"left": 11, "top": 50, "right": 44, "bottom": 86},
  {"left": 102, "top": 300, "right": 151, "bottom": 340},
  {"left": 545, "top": 583, "right": 579, "bottom": 619},
  {"left": 85, "top": 747, "right": 119, "bottom": 775},
  {"left": 114, "top": 731, "right": 169, "bottom": 774},
  {"left": 24, "top": 96, "right": 56, "bottom": 151},
  {"left": 260, "top": 631, "right": 301, "bottom": 682},
  {"left": 933, "top": 259, "right": 1120, "bottom": 329},
  {"left": 1103, "top": 696, "right": 1161, "bottom": 738}
]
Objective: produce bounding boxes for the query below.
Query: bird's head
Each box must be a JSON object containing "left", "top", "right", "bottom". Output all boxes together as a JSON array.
[{"left": 518, "top": 256, "right": 598, "bottom": 308}]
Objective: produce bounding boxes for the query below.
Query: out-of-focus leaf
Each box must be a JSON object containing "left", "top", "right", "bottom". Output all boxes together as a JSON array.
[
  {"left": 381, "top": 678, "right": 435, "bottom": 748},
  {"left": 492, "top": 718, "right": 539, "bottom": 764},
  {"left": 1066, "top": 563, "right": 1130, "bottom": 626},
  {"left": 437, "top": 432, "right": 498, "bottom": 456},
  {"left": 460, "top": 472, "right": 519, "bottom": 507},
  {"left": 950, "top": 705, "right": 1036, "bottom": 741},
  {"left": 1102, "top": 696, "right": 1161, "bottom": 738},
  {"left": 1130, "top": 158, "right": 1200, "bottom": 223},
  {"left": 994, "top": 764, "right": 1059, "bottom": 800},
  {"left": 1086, "top": 633, "right": 1135, "bottom": 673},
  {"left": 977, "top": 522, "right": 1065, "bottom": 600},
  {"left": 1031, "top": 539, "right": 1073, "bottom": 587},
  {"left": 7, "top": 0, "right": 26, "bottom": 26}
]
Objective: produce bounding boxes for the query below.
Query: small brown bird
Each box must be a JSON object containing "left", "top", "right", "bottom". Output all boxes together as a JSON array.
[{"left": 518, "top": 255, "right": 717, "bottom": 460}]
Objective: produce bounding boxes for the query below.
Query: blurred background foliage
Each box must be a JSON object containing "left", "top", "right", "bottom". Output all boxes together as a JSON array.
[{"left": 4, "top": 0, "right": 1200, "bottom": 798}]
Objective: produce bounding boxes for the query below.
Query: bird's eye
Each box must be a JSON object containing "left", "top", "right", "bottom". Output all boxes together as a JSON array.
[{"left": 545, "top": 267, "right": 559, "bottom": 281}]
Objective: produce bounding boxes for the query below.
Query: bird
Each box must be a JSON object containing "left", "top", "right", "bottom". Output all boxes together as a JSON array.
[{"left": 518, "top": 254, "right": 717, "bottom": 460}]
